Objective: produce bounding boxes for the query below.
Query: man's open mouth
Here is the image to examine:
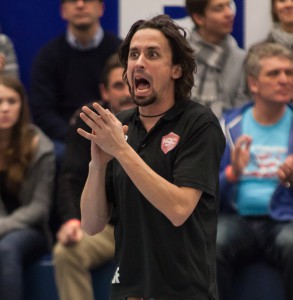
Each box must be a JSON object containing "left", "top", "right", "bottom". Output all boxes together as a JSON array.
[{"left": 135, "top": 77, "right": 151, "bottom": 91}]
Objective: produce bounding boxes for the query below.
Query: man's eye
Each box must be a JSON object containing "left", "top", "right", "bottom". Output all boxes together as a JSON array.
[
  {"left": 112, "top": 82, "right": 125, "bottom": 90},
  {"left": 149, "top": 51, "right": 158, "bottom": 58},
  {"left": 129, "top": 52, "right": 138, "bottom": 59},
  {"left": 286, "top": 70, "right": 293, "bottom": 77}
]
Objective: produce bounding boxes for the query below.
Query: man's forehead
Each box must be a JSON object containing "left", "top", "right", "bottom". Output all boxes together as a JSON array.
[
  {"left": 130, "top": 29, "right": 166, "bottom": 48},
  {"left": 260, "top": 56, "right": 293, "bottom": 66},
  {"left": 259, "top": 56, "right": 293, "bottom": 72}
]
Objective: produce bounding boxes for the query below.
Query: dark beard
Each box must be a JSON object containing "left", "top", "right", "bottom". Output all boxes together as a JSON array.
[
  {"left": 131, "top": 90, "right": 156, "bottom": 107},
  {"left": 73, "top": 23, "right": 92, "bottom": 31}
]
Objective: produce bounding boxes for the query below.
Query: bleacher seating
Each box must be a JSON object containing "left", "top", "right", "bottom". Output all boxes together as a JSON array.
[
  {"left": 233, "top": 261, "right": 285, "bottom": 300},
  {"left": 24, "top": 255, "right": 115, "bottom": 300},
  {"left": 24, "top": 255, "right": 285, "bottom": 300}
]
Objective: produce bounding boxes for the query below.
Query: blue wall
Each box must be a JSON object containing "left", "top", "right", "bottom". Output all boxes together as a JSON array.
[
  {"left": 0, "top": 0, "right": 243, "bottom": 91},
  {"left": 0, "top": 0, "right": 119, "bottom": 90}
]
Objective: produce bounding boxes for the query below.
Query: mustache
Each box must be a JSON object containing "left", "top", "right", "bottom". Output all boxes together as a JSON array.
[{"left": 132, "top": 68, "right": 152, "bottom": 81}]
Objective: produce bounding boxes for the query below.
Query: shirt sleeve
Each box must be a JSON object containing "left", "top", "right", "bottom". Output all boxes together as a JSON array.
[{"left": 173, "top": 117, "right": 225, "bottom": 197}]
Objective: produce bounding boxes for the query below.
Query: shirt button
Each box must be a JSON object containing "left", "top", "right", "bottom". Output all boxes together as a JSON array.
[{"left": 141, "top": 143, "right": 146, "bottom": 148}]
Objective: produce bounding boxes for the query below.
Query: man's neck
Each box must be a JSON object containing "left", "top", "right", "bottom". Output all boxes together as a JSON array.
[
  {"left": 68, "top": 22, "right": 99, "bottom": 46},
  {"left": 139, "top": 100, "right": 175, "bottom": 132},
  {"left": 253, "top": 101, "right": 287, "bottom": 125}
]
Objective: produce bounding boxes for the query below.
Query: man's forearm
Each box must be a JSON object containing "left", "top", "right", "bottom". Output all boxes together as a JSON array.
[
  {"left": 80, "top": 162, "right": 112, "bottom": 235},
  {"left": 115, "top": 143, "right": 202, "bottom": 227}
]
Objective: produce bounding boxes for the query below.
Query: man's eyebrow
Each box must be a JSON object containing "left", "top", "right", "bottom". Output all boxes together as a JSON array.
[
  {"left": 129, "top": 46, "right": 138, "bottom": 52},
  {"left": 147, "top": 46, "right": 160, "bottom": 51},
  {"left": 129, "top": 45, "right": 161, "bottom": 51}
]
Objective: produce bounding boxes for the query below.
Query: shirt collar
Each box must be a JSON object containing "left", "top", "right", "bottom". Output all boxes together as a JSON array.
[
  {"left": 134, "top": 100, "right": 188, "bottom": 122},
  {"left": 66, "top": 27, "right": 104, "bottom": 50}
]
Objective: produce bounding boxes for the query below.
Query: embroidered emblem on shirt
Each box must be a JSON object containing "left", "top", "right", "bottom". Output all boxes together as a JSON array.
[
  {"left": 161, "top": 132, "right": 180, "bottom": 154},
  {"left": 112, "top": 267, "right": 120, "bottom": 284}
]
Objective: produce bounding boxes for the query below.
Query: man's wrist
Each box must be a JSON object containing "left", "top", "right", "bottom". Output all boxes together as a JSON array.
[{"left": 225, "top": 165, "right": 239, "bottom": 182}]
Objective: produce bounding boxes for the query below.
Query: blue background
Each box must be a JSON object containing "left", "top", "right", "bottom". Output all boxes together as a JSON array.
[{"left": 0, "top": 0, "right": 243, "bottom": 91}]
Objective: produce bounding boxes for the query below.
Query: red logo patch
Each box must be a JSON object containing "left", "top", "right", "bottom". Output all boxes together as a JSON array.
[{"left": 161, "top": 132, "right": 180, "bottom": 154}]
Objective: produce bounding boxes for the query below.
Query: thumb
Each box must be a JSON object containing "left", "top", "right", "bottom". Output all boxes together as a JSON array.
[{"left": 123, "top": 125, "right": 128, "bottom": 135}]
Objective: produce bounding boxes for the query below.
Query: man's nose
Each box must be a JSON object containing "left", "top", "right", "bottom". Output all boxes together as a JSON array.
[
  {"left": 279, "top": 72, "right": 291, "bottom": 83},
  {"left": 135, "top": 54, "right": 146, "bottom": 69},
  {"left": 75, "top": 0, "right": 86, "bottom": 7}
]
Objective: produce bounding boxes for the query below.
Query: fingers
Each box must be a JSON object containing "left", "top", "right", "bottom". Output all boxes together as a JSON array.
[
  {"left": 233, "top": 135, "right": 252, "bottom": 159},
  {"left": 234, "top": 135, "right": 252, "bottom": 151},
  {"left": 77, "top": 109, "right": 108, "bottom": 141},
  {"left": 93, "top": 102, "right": 107, "bottom": 117},
  {"left": 81, "top": 103, "right": 116, "bottom": 129},
  {"left": 278, "top": 155, "right": 293, "bottom": 186},
  {"left": 123, "top": 125, "right": 129, "bottom": 134},
  {"left": 80, "top": 105, "right": 104, "bottom": 125},
  {"left": 93, "top": 102, "right": 117, "bottom": 123},
  {"left": 80, "top": 111, "right": 101, "bottom": 128},
  {"left": 77, "top": 127, "right": 93, "bottom": 141}
]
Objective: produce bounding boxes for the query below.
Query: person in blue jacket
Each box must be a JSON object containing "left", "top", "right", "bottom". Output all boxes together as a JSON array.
[{"left": 217, "top": 42, "right": 293, "bottom": 300}]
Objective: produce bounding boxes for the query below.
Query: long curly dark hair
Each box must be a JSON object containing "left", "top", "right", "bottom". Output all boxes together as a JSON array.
[{"left": 119, "top": 14, "right": 196, "bottom": 101}]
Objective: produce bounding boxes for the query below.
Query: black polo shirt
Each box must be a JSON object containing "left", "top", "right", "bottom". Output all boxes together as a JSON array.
[{"left": 106, "top": 99, "right": 225, "bottom": 300}]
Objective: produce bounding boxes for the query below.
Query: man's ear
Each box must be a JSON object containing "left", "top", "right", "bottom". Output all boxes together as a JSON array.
[
  {"left": 60, "top": 5, "right": 67, "bottom": 21},
  {"left": 97, "top": 1, "right": 105, "bottom": 18},
  {"left": 247, "top": 76, "right": 258, "bottom": 95},
  {"left": 191, "top": 13, "right": 205, "bottom": 27},
  {"left": 172, "top": 65, "right": 182, "bottom": 79},
  {"left": 100, "top": 83, "right": 109, "bottom": 102}
]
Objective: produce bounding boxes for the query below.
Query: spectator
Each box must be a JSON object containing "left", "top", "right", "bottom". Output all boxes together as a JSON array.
[
  {"left": 217, "top": 42, "right": 293, "bottom": 300},
  {"left": 266, "top": 0, "right": 293, "bottom": 49},
  {"left": 53, "top": 54, "right": 135, "bottom": 300},
  {"left": 0, "top": 34, "right": 19, "bottom": 78},
  {"left": 0, "top": 75, "right": 55, "bottom": 300},
  {"left": 79, "top": 15, "right": 225, "bottom": 300},
  {"left": 185, "top": 0, "right": 247, "bottom": 118},
  {"left": 29, "top": 0, "right": 121, "bottom": 157}
]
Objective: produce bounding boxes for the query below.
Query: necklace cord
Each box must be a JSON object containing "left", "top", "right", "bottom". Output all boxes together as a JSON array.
[{"left": 139, "top": 105, "right": 175, "bottom": 118}]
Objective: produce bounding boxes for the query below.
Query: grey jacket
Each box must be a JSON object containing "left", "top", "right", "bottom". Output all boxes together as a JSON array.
[
  {"left": 188, "top": 29, "right": 248, "bottom": 118},
  {"left": 0, "top": 125, "right": 55, "bottom": 243},
  {"left": 0, "top": 34, "right": 19, "bottom": 78}
]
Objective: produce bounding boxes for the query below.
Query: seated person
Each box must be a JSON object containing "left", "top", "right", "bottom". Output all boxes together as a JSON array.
[
  {"left": 53, "top": 54, "right": 135, "bottom": 300},
  {"left": 0, "top": 34, "right": 19, "bottom": 77},
  {"left": 29, "top": 0, "right": 121, "bottom": 159},
  {"left": 266, "top": 0, "right": 293, "bottom": 49},
  {"left": 185, "top": 0, "right": 248, "bottom": 118},
  {"left": 0, "top": 75, "right": 55, "bottom": 300},
  {"left": 217, "top": 42, "right": 293, "bottom": 300}
]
